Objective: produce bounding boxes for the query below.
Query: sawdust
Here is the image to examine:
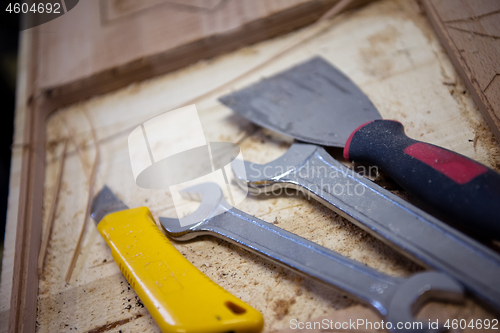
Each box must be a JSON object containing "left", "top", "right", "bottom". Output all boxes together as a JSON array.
[
  {"left": 33, "top": 1, "right": 499, "bottom": 332},
  {"left": 359, "top": 32, "right": 396, "bottom": 78},
  {"left": 45, "top": 138, "right": 67, "bottom": 158},
  {"left": 273, "top": 298, "right": 297, "bottom": 320},
  {"left": 472, "top": 121, "right": 500, "bottom": 170},
  {"left": 367, "top": 25, "right": 400, "bottom": 47},
  {"left": 443, "top": 77, "right": 500, "bottom": 170},
  {"left": 357, "top": 0, "right": 435, "bottom": 79},
  {"left": 86, "top": 314, "right": 142, "bottom": 333}
]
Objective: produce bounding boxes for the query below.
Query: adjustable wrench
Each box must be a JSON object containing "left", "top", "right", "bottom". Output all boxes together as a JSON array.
[
  {"left": 231, "top": 143, "right": 500, "bottom": 313},
  {"left": 160, "top": 183, "right": 463, "bottom": 333}
]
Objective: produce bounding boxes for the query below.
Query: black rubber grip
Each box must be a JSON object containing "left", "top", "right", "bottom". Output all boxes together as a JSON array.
[{"left": 344, "top": 119, "right": 500, "bottom": 238}]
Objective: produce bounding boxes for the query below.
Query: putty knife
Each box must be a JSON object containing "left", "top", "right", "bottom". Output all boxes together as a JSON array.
[
  {"left": 91, "top": 186, "right": 264, "bottom": 333},
  {"left": 219, "top": 57, "right": 500, "bottom": 237}
]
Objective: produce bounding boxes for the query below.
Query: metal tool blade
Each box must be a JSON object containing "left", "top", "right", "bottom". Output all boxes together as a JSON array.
[
  {"left": 90, "top": 186, "right": 129, "bottom": 223},
  {"left": 219, "top": 57, "right": 382, "bottom": 147}
]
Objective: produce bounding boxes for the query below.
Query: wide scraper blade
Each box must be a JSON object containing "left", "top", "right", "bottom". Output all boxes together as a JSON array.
[{"left": 219, "top": 57, "right": 382, "bottom": 147}]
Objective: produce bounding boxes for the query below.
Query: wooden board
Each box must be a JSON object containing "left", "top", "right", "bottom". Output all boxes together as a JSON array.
[
  {"left": 37, "top": 0, "right": 342, "bottom": 107},
  {"left": 3, "top": 1, "right": 361, "bottom": 331},
  {"left": 2, "top": 0, "right": 500, "bottom": 332},
  {"left": 422, "top": 0, "right": 500, "bottom": 145}
]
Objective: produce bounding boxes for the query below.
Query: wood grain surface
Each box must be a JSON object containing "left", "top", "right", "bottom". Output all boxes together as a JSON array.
[
  {"left": 37, "top": 0, "right": 341, "bottom": 107},
  {"left": 2, "top": 0, "right": 500, "bottom": 332},
  {"left": 2, "top": 1, "right": 358, "bottom": 332},
  {"left": 423, "top": 0, "right": 500, "bottom": 145}
]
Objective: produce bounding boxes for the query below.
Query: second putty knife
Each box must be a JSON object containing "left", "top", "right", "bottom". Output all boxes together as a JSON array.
[{"left": 219, "top": 57, "right": 500, "bottom": 238}]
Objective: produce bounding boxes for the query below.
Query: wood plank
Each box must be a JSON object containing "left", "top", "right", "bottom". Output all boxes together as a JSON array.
[
  {"left": 4, "top": 1, "right": 376, "bottom": 331},
  {"left": 37, "top": 0, "right": 342, "bottom": 107},
  {"left": 3, "top": 26, "right": 45, "bottom": 333},
  {"left": 31, "top": 0, "right": 500, "bottom": 332},
  {"left": 0, "top": 27, "right": 33, "bottom": 331},
  {"left": 422, "top": 0, "right": 500, "bottom": 144},
  {"left": 3, "top": 0, "right": 500, "bottom": 332}
]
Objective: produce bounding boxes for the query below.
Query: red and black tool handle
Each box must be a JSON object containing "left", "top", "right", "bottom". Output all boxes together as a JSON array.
[{"left": 344, "top": 119, "right": 500, "bottom": 238}]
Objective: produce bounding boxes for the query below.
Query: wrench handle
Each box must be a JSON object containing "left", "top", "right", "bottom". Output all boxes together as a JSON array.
[
  {"left": 239, "top": 143, "right": 500, "bottom": 311},
  {"left": 203, "top": 208, "right": 400, "bottom": 315},
  {"left": 344, "top": 120, "right": 500, "bottom": 238}
]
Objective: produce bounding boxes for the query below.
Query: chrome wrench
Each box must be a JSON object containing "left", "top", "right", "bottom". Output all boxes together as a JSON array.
[
  {"left": 231, "top": 143, "right": 500, "bottom": 313},
  {"left": 160, "top": 183, "right": 463, "bottom": 333}
]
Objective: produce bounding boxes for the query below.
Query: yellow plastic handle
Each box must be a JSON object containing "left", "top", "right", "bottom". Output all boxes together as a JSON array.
[{"left": 98, "top": 206, "right": 264, "bottom": 333}]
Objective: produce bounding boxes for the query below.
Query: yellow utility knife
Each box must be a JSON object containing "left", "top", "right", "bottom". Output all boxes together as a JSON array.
[{"left": 91, "top": 186, "right": 264, "bottom": 333}]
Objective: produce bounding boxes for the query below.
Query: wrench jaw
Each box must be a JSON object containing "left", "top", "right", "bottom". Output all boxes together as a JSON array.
[
  {"left": 159, "top": 217, "right": 206, "bottom": 241},
  {"left": 160, "top": 183, "right": 230, "bottom": 241},
  {"left": 231, "top": 159, "right": 273, "bottom": 194},
  {"left": 231, "top": 143, "right": 319, "bottom": 194},
  {"left": 386, "top": 272, "right": 464, "bottom": 333},
  {"left": 231, "top": 159, "right": 281, "bottom": 194}
]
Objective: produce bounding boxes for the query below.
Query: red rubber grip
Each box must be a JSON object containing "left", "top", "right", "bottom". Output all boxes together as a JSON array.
[
  {"left": 404, "top": 143, "right": 487, "bottom": 185},
  {"left": 344, "top": 119, "right": 500, "bottom": 238}
]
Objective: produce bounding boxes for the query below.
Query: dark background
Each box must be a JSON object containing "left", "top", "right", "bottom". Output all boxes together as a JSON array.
[{"left": 0, "top": 0, "right": 19, "bottom": 267}]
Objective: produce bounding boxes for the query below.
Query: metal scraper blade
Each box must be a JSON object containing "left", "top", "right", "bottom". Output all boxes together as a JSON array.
[{"left": 219, "top": 57, "right": 382, "bottom": 147}]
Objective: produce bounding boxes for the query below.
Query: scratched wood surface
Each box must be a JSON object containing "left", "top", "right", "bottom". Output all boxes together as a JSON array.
[
  {"left": 2, "top": 0, "right": 500, "bottom": 332},
  {"left": 423, "top": 0, "right": 500, "bottom": 144},
  {"left": 37, "top": 0, "right": 340, "bottom": 104}
]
